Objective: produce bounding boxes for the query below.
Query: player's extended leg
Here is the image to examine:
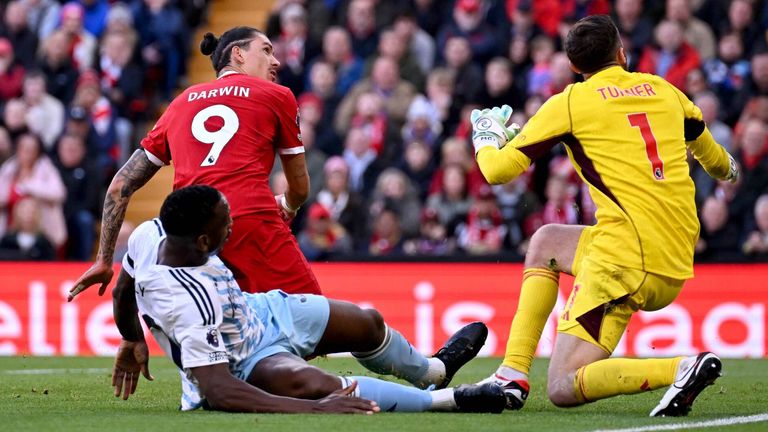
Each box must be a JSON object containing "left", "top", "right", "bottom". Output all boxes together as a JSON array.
[
  {"left": 548, "top": 268, "right": 721, "bottom": 416},
  {"left": 246, "top": 352, "right": 507, "bottom": 413},
  {"left": 314, "top": 299, "right": 488, "bottom": 389},
  {"left": 481, "top": 224, "right": 586, "bottom": 408}
]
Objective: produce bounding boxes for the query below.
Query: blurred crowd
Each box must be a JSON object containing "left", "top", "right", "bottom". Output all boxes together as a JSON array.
[
  {"left": 1, "top": 0, "right": 767, "bottom": 263},
  {"left": 0, "top": 0, "right": 203, "bottom": 261},
  {"left": 270, "top": 0, "right": 768, "bottom": 262}
]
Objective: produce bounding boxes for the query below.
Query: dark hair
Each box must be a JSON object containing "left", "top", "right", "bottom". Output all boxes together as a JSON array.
[
  {"left": 565, "top": 15, "right": 621, "bottom": 74},
  {"left": 200, "top": 26, "right": 262, "bottom": 74},
  {"left": 160, "top": 185, "right": 222, "bottom": 238}
]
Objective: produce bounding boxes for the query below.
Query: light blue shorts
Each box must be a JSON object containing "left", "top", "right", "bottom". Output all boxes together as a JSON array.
[{"left": 240, "top": 290, "right": 330, "bottom": 377}]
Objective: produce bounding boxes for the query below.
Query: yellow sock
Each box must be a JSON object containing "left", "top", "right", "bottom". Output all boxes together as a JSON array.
[
  {"left": 573, "top": 357, "right": 684, "bottom": 402},
  {"left": 501, "top": 268, "right": 559, "bottom": 374}
]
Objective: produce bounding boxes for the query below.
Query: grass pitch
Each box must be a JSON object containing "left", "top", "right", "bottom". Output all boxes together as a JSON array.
[{"left": 1, "top": 356, "right": 766, "bottom": 431}]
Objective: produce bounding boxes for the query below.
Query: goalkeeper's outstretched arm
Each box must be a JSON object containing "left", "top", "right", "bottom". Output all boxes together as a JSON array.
[{"left": 476, "top": 145, "right": 532, "bottom": 185}]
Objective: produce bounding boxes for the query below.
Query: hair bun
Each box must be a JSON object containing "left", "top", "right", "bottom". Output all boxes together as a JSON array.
[{"left": 200, "top": 32, "right": 219, "bottom": 56}]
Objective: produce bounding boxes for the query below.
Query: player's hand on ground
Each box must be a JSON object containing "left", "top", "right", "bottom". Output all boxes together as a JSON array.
[
  {"left": 274, "top": 194, "right": 298, "bottom": 223},
  {"left": 725, "top": 153, "right": 739, "bottom": 183},
  {"left": 470, "top": 104, "right": 520, "bottom": 155},
  {"left": 112, "top": 339, "right": 154, "bottom": 400},
  {"left": 68, "top": 260, "right": 114, "bottom": 301},
  {"left": 315, "top": 380, "right": 380, "bottom": 414}
]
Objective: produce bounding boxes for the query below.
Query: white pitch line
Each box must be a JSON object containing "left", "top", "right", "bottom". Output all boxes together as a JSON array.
[
  {"left": 593, "top": 413, "right": 768, "bottom": 432},
  {"left": 2, "top": 368, "right": 110, "bottom": 375}
]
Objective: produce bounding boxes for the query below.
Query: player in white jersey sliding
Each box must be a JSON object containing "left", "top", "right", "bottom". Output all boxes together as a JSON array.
[{"left": 111, "top": 185, "right": 506, "bottom": 414}]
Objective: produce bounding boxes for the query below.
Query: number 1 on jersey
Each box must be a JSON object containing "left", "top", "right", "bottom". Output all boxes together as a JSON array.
[
  {"left": 628, "top": 112, "right": 664, "bottom": 180},
  {"left": 191, "top": 104, "right": 240, "bottom": 166}
]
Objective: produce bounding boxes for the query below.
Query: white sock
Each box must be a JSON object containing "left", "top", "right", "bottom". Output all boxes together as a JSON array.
[
  {"left": 496, "top": 364, "right": 528, "bottom": 382},
  {"left": 429, "top": 388, "right": 456, "bottom": 411},
  {"left": 420, "top": 357, "right": 447, "bottom": 388}
]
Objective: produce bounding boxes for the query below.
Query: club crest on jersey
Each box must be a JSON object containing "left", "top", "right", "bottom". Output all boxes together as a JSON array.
[{"left": 206, "top": 327, "right": 220, "bottom": 347}]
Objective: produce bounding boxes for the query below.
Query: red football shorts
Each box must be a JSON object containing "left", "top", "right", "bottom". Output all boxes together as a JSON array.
[{"left": 219, "top": 215, "right": 322, "bottom": 295}]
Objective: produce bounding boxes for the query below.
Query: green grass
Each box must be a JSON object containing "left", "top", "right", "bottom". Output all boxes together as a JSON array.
[{"left": 0, "top": 356, "right": 766, "bottom": 431}]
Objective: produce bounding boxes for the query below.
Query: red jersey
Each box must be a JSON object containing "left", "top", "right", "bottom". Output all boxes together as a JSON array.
[{"left": 141, "top": 72, "right": 304, "bottom": 219}]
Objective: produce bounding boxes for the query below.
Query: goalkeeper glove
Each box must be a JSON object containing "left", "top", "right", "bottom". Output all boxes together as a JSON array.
[
  {"left": 470, "top": 104, "right": 521, "bottom": 156},
  {"left": 725, "top": 153, "right": 739, "bottom": 183}
]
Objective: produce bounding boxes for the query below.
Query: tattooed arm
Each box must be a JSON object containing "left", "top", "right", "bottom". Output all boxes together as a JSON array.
[{"left": 69, "top": 150, "right": 162, "bottom": 300}]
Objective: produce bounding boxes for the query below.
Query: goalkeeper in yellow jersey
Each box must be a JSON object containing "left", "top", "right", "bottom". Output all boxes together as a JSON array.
[{"left": 472, "top": 15, "right": 738, "bottom": 417}]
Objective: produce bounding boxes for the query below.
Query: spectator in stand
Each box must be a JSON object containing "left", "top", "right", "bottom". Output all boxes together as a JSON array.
[
  {"left": 345, "top": 0, "right": 378, "bottom": 60},
  {"left": 412, "top": 0, "right": 444, "bottom": 37},
  {"left": 437, "top": 0, "right": 501, "bottom": 66},
  {"left": 684, "top": 67, "right": 709, "bottom": 99},
  {"left": 71, "top": 70, "right": 119, "bottom": 177},
  {"left": 22, "top": 69, "right": 64, "bottom": 151},
  {"left": 365, "top": 27, "right": 425, "bottom": 92},
  {"left": 2, "top": 1, "right": 39, "bottom": 68},
  {"left": 22, "top": 0, "right": 61, "bottom": 41},
  {"left": 302, "top": 60, "right": 342, "bottom": 156},
  {"left": 426, "top": 162, "right": 472, "bottom": 231},
  {"left": 393, "top": 10, "right": 436, "bottom": 75},
  {"left": 422, "top": 67, "right": 456, "bottom": 131},
  {"left": 733, "top": 95, "right": 768, "bottom": 149},
  {"left": 491, "top": 168, "right": 540, "bottom": 247},
  {"left": 477, "top": 57, "right": 526, "bottom": 113},
  {"left": 54, "top": 133, "right": 100, "bottom": 260},
  {"left": 0, "top": 132, "right": 66, "bottom": 248},
  {"left": 342, "top": 127, "right": 382, "bottom": 196},
  {"left": 131, "top": 0, "right": 189, "bottom": 100},
  {"left": 368, "top": 167, "right": 422, "bottom": 238},
  {"left": 695, "top": 196, "right": 741, "bottom": 261},
  {"left": 729, "top": 118, "right": 768, "bottom": 226},
  {"left": 315, "top": 156, "right": 368, "bottom": 251},
  {"left": 2, "top": 99, "right": 30, "bottom": 142},
  {"left": 102, "top": 2, "right": 137, "bottom": 41},
  {"left": 613, "top": 0, "right": 654, "bottom": 71},
  {"left": 335, "top": 56, "right": 416, "bottom": 135},
  {"left": 742, "top": 194, "right": 768, "bottom": 258},
  {"left": 0, "top": 38, "right": 26, "bottom": 101},
  {"left": 314, "top": 26, "right": 364, "bottom": 95},
  {"left": 0, "top": 197, "right": 55, "bottom": 260},
  {"left": 368, "top": 202, "right": 404, "bottom": 256},
  {"left": 513, "top": 0, "right": 609, "bottom": 39},
  {"left": 58, "top": 2, "right": 97, "bottom": 72},
  {"left": 97, "top": 31, "right": 144, "bottom": 162},
  {"left": 297, "top": 202, "right": 353, "bottom": 261},
  {"left": 728, "top": 52, "right": 768, "bottom": 125},
  {"left": 718, "top": 0, "right": 762, "bottom": 57},
  {"left": 537, "top": 173, "right": 579, "bottom": 226},
  {"left": 297, "top": 119, "right": 326, "bottom": 202},
  {"left": 429, "top": 136, "right": 486, "bottom": 197},
  {"left": 397, "top": 138, "right": 435, "bottom": 201},
  {"left": 549, "top": 52, "right": 576, "bottom": 95},
  {"left": 637, "top": 19, "right": 701, "bottom": 90},
  {"left": 347, "top": 91, "right": 398, "bottom": 164},
  {"left": 694, "top": 91, "right": 732, "bottom": 151},
  {"left": 401, "top": 95, "right": 442, "bottom": 150},
  {"left": 456, "top": 185, "right": 506, "bottom": 256},
  {"left": 0, "top": 127, "right": 11, "bottom": 165},
  {"left": 37, "top": 29, "right": 79, "bottom": 105},
  {"left": 506, "top": 1, "right": 541, "bottom": 42},
  {"left": 77, "top": 0, "right": 110, "bottom": 39},
  {"left": 526, "top": 35, "right": 556, "bottom": 97},
  {"left": 665, "top": 0, "right": 716, "bottom": 60},
  {"left": 441, "top": 35, "right": 483, "bottom": 109},
  {"left": 403, "top": 207, "right": 455, "bottom": 256},
  {"left": 702, "top": 32, "right": 751, "bottom": 104},
  {"left": 273, "top": 3, "right": 316, "bottom": 95}
]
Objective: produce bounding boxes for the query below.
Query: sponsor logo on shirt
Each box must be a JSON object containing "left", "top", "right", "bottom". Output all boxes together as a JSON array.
[
  {"left": 206, "top": 327, "right": 220, "bottom": 347},
  {"left": 209, "top": 351, "right": 227, "bottom": 362}
]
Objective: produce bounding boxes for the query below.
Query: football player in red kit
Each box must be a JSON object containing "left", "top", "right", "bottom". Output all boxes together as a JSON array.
[{"left": 69, "top": 26, "right": 321, "bottom": 299}]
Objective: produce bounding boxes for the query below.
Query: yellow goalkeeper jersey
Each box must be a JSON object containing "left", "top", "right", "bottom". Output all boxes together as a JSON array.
[{"left": 477, "top": 66, "right": 732, "bottom": 279}]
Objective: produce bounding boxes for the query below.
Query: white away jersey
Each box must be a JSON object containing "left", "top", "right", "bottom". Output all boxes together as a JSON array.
[{"left": 122, "top": 219, "right": 268, "bottom": 408}]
